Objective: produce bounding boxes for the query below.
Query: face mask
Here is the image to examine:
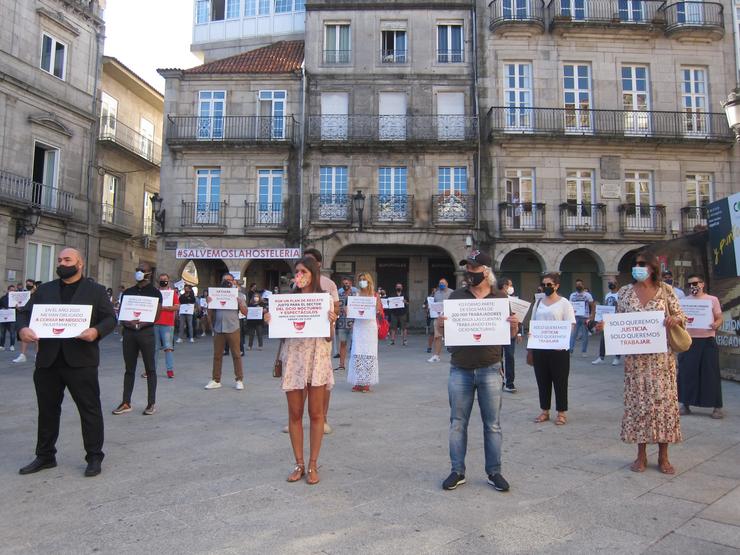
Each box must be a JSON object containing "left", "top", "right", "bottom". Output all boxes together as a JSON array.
[
  {"left": 56, "top": 265, "right": 78, "bottom": 280},
  {"left": 608, "top": 284, "right": 616, "bottom": 291},
  {"left": 438, "top": 283, "right": 446, "bottom": 290},
  {"left": 221, "top": 280, "right": 232, "bottom": 288},
  {"left": 396, "top": 287, "right": 402, "bottom": 293},
  {"left": 543, "top": 285, "right": 555, "bottom": 297},
  {"left": 343, "top": 284, "right": 350, "bottom": 291},
  {"left": 664, "top": 278, "right": 673, "bottom": 286},
  {"left": 506, "top": 286, "right": 514, "bottom": 296},
  {"left": 690, "top": 285, "right": 701, "bottom": 296},
  {"left": 295, "top": 273, "right": 310, "bottom": 289},
  {"left": 359, "top": 280, "right": 368, "bottom": 289},
  {"left": 576, "top": 285, "right": 584, "bottom": 292},
  {"left": 159, "top": 281, "right": 168, "bottom": 287},
  {"left": 134, "top": 270, "right": 146, "bottom": 282},
  {"left": 465, "top": 271, "right": 485, "bottom": 287},
  {"left": 632, "top": 267, "right": 650, "bottom": 282}
]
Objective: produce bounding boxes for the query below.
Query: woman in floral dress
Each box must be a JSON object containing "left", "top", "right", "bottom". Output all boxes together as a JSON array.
[
  {"left": 615, "top": 250, "right": 687, "bottom": 474},
  {"left": 265, "top": 256, "right": 337, "bottom": 485},
  {"left": 347, "top": 272, "right": 381, "bottom": 392}
]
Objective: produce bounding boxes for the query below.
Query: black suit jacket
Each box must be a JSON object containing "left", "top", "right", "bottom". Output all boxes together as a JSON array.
[{"left": 18, "top": 278, "right": 117, "bottom": 369}]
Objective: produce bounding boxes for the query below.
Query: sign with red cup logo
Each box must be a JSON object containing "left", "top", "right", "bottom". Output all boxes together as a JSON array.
[
  {"left": 207, "top": 287, "right": 238, "bottom": 310},
  {"left": 0, "top": 308, "right": 16, "bottom": 323},
  {"left": 346, "top": 296, "right": 376, "bottom": 320},
  {"left": 679, "top": 299, "right": 713, "bottom": 330},
  {"left": 118, "top": 295, "right": 159, "bottom": 323},
  {"left": 9, "top": 291, "right": 31, "bottom": 307},
  {"left": 442, "top": 298, "right": 511, "bottom": 346},
  {"left": 29, "top": 304, "right": 92, "bottom": 338},
  {"left": 603, "top": 311, "right": 667, "bottom": 355},
  {"left": 267, "top": 293, "right": 331, "bottom": 338}
]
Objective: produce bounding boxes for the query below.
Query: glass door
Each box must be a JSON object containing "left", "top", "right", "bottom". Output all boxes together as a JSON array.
[
  {"left": 624, "top": 171, "right": 654, "bottom": 230},
  {"left": 504, "top": 169, "right": 535, "bottom": 229},
  {"left": 195, "top": 168, "right": 221, "bottom": 224},
  {"left": 565, "top": 169, "right": 593, "bottom": 228},
  {"left": 198, "top": 91, "right": 226, "bottom": 139},
  {"left": 622, "top": 65, "right": 650, "bottom": 134},
  {"left": 258, "top": 169, "right": 283, "bottom": 224},
  {"left": 100, "top": 92, "right": 117, "bottom": 139}
]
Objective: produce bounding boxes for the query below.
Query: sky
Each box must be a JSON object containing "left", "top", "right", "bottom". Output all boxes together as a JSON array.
[{"left": 103, "top": 0, "right": 201, "bottom": 93}]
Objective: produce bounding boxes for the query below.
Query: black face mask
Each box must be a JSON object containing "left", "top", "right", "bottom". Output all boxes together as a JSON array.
[
  {"left": 159, "top": 281, "right": 169, "bottom": 287},
  {"left": 543, "top": 285, "right": 555, "bottom": 297},
  {"left": 465, "top": 271, "right": 485, "bottom": 287},
  {"left": 221, "top": 281, "right": 232, "bottom": 288},
  {"left": 56, "top": 265, "right": 78, "bottom": 280},
  {"left": 395, "top": 288, "right": 402, "bottom": 293},
  {"left": 343, "top": 285, "right": 350, "bottom": 290}
]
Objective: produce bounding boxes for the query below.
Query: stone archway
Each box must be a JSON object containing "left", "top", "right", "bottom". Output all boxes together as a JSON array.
[
  {"left": 177, "top": 259, "right": 229, "bottom": 292},
  {"left": 559, "top": 248, "right": 605, "bottom": 300},
  {"left": 499, "top": 248, "right": 545, "bottom": 298},
  {"left": 241, "top": 259, "right": 294, "bottom": 294}
]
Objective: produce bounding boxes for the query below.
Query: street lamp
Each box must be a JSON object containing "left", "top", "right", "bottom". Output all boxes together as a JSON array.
[
  {"left": 353, "top": 189, "right": 366, "bottom": 232},
  {"left": 150, "top": 192, "right": 166, "bottom": 233},
  {"left": 14, "top": 207, "right": 42, "bottom": 243},
  {"left": 722, "top": 87, "right": 740, "bottom": 142}
]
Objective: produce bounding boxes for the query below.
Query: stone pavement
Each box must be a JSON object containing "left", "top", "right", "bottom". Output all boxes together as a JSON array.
[{"left": 1, "top": 333, "right": 739, "bottom": 555}]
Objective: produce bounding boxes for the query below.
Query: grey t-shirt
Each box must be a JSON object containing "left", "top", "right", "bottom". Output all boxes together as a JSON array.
[{"left": 212, "top": 292, "right": 247, "bottom": 334}]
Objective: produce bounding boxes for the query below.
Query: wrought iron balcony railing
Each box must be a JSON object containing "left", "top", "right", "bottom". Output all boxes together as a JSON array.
[
  {"left": 431, "top": 194, "right": 475, "bottom": 225},
  {"left": 380, "top": 49, "right": 408, "bottom": 63},
  {"left": 548, "top": 0, "right": 664, "bottom": 25},
  {"left": 436, "top": 49, "right": 465, "bottom": 63},
  {"left": 310, "top": 194, "right": 353, "bottom": 224},
  {"left": 323, "top": 50, "right": 351, "bottom": 64},
  {"left": 488, "top": 107, "right": 733, "bottom": 141},
  {"left": 559, "top": 203, "right": 607, "bottom": 234},
  {"left": 100, "top": 203, "right": 135, "bottom": 233},
  {"left": 370, "top": 195, "right": 414, "bottom": 225},
  {"left": 618, "top": 204, "right": 666, "bottom": 234},
  {"left": 0, "top": 169, "right": 75, "bottom": 217},
  {"left": 498, "top": 202, "right": 547, "bottom": 232},
  {"left": 489, "top": 0, "right": 546, "bottom": 30},
  {"left": 166, "top": 116, "right": 297, "bottom": 143},
  {"left": 680, "top": 205, "right": 708, "bottom": 233},
  {"left": 244, "top": 201, "right": 288, "bottom": 228},
  {"left": 180, "top": 201, "right": 227, "bottom": 228},
  {"left": 308, "top": 115, "right": 478, "bottom": 143},
  {"left": 663, "top": 1, "right": 724, "bottom": 33},
  {"left": 99, "top": 118, "right": 162, "bottom": 165}
]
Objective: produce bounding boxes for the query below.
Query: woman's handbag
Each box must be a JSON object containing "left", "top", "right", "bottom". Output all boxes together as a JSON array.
[
  {"left": 661, "top": 283, "right": 692, "bottom": 353},
  {"left": 273, "top": 339, "right": 284, "bottom": 378},
  {"left": 526, "top": 350, "right": 534, "bottom": 366},
  {"left": 377, "top": 300, "right": 390, "bottom": 340}
]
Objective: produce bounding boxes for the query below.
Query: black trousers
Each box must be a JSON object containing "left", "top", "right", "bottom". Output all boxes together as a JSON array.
[
  {"left": 246, "top": 322, "right": 263, "bottom": 348},
  {"left": 503, "top": 342, "right": 515, "bottom": 387},
  {"left": 122, "top": 327, "right": 157, "bottom": 406},
  {"left": 532, "top": 349, "right": 570, "bottom": 412},
  {"left": 33, "top": 363, "right": 104, "bottom": 462}
]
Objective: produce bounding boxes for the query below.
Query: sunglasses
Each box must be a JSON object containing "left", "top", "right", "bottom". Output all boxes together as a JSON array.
[
  {"left": 687, "top": 281, "right": 701, "bottom": 286},
  {"left": 540, "top": 282, "right": 555, "bottom": 287},
  {"left": 635, "top": 261, "right": 648, "bottom": 267}
]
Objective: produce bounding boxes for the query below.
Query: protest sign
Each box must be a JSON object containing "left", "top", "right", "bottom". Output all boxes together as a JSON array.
[
  {"left": 199, "top": 298, "right": 208, "bottom": 308},
  {"left": 442, "top": 298, "right": 511, "bottom": 346},
  {"left": 347, "top": 296, "right": 376, "bottom": 320},
  {"left": 527, "top": 321, "right": 572, "bottom": 350},
  {"left": 29, "top": 304, "right": 92, "bottom": 338},
  {"left": 0, "top": 308, "right": 15, "bottom": 323},
  {"left": 178, "top": 304, "right": 194, "bottom": 315},
  {"left": 173, "top": 279, "right": 185, "bottom": 290},
  {"left": 160, "top": 290, "right": 175, "bottom": 307},
  {"left": 118, "top": 295, "right": 159, "bottom": 323},
  {"left": 381, "top": 298, "right": 390, "bottom": 309},
  {"left": 268, "top": 293, "right": 331, "bottom": 338},
  {"left": 429, "top": 302, "right": 444, "bottom": 319},
  {"left": 509, "top": 297, "right": 531, "bottom": 322},
  {"left": 387, "top": 296, "right": 405, "bottom": 309},
  {"left": 9, "top": 291, "right": 31, "bottom": 307},
  {"left": 571, "top": 300, "right": 588, "bottom": 317},
  {"left": 603, "top": 310, "right": 667, "bottom": 355},
  {"left": 679, "top": 299, "right": 713, "bottom": 330},
  {"left": 207, "top": 287, "right": 238, "bottom": 310},
  {"left": 595, "top": 305, "right": 616, "bottom": 322},
  {"left": 247, "top": 306, "right": 264, "bottom": 320}
]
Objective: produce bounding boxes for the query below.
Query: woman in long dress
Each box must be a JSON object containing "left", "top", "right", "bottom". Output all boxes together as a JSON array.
[{"left": 347, "top": 272, "right": 381, "bottom": 392}]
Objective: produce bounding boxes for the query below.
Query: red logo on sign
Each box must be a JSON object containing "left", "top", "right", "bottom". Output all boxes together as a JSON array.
[
  {"left": 293, "top": 322, "right": 306, "bottom": 331},
  {"left": 52, "top": 328, "right": 65, "bottom": 335},
  {"left": 473, "top": 333, "right": 482, "bottom": 342},
  {"left": 133, "top": 311, "right": 142, "bottom": 318},
  {"left": 220, "top": 300, "right": 227, "bottom": 306},
  {"left": 358, "top": 310, "right": 365, "bottom": 316}
]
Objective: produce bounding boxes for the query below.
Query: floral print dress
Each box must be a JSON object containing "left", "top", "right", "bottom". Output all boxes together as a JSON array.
[
  {"left": 617, "top": 284, "right": 687, "bottom": 444},
  {"left": 280, "top": 337, "right": 334, "bottom": 392}
]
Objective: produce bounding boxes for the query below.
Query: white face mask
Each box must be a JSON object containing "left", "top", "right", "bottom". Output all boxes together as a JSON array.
[
  {"left": 359, "top": 280, "right": 368, "bottom": 289},
  {"left": 506, "top": 286, "right": 514, "bottom": 296},
  {"left": 134, "top": 270, "right": 145, "bottom": 282}
]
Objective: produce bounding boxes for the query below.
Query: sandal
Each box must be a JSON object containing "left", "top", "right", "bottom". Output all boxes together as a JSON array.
[
  {"left": 534, "top": 412, "right": 549, "bottom": 423},
  {"left": 306, "top": 463, "right": 320, "bottom": 485},
  {"left": 630, "top": 458, "right": 647, "bottom": 473},
  {"left": 287, "top": 462, "right": 305, "bottom": 483},
  {"left": 555, "top": 413, "right": 567, "bottom": 426},
  {"left": 711, "top": 408, "right": 724, "bottom": 419},
  {"left": 658, "top": 459, "right": 676, "bottom": 475}
]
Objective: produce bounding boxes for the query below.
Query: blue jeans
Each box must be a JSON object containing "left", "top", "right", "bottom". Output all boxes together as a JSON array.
[
  {"left": 448, "top": 364, "right": 503, "bottom": 476},
  {"left": 503, "top": 342, "right": 515, "bottom": 387},
  {"left": 0, "top": 322, "right": 16, "bottom": 347},
  {"left": 154, "top": 324, "right": 174, "bottom": 371},
  {"left": 570, "top": 316, "right": 589, "bottom": 353}
]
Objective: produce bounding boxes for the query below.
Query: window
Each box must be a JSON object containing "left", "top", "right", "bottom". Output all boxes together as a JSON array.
[
  {"left": 143, "top": 191, "right": 154, "bottom": 235},
  {"left": 437, "top": 92, "right": 465, "bottom": 140},
  {"left": 621, "top": 65, "right": 650, "bottom": 134},
  {"left": 503, "top": 169, "right": 538, "bottom": 229},
  {"left": 258, "top": 169, "right": 283, "bottom": 223},
  {"left": 560, "top": 0, "right": 586, "bottom": 19},
  {"left": 275, "top": 0, "right": 291, "bottom": 13},
  {"left": 226, "top": 0, "right": 240, "bottom": 18},
  {"left": 682, "top": 68, "right": 708, "bottom": 135},
  {"left": 198, "top": 91, "right": 226, "bottom": 139},
  {"left": 624, "top": 170, "right": 657, "bottom": 230},
  {"left": 245, "top": 0, "right": 256, "bottom": 15},
  {"left": 379, "top": 92, "right": 407, "bottom": 140},
  {"left": 438, "top": 167, "right": 468, "bottom": 195},
  {"left": 504, "top": 63, "right": 533, "bottom": 131},
  {"left": 102, "top": 174, "right": 119, "bottom": 224},
  {"left": 437, "top": 24, "right": 463, "bottom": 63},
  {"left": 382, "top": 30, "right": 407, "bottom": 63},
  {"left": 258, "top": 90, "right": 286, "bottom": 139},
  {"left": 563, "top": 64, "right": 592, "bottom": 132},
  {"left": 32, "top": 141, "right": 59, "bottom": 210},
  {"left": 195, "top": 168, "right": 221, "bottom": 224},
  {"left": 320, "top": 92, "right": 349, "bottom": 140},
  {"left": 437, "top": 167, "right": 469, "bottom": 222},
  {"left": 319, "top": 166, "right": 349, "bottom": 220},
  {"left": 378, "top": 167, "right": 408, "bottom": 221},
  {"left": 25, "top": 242, "right": 55, "bottom": 284},
  {"left": 325, "top": 24, "right": 350, "bottom": 64},
  {"left": 139, "top": 118, "right": 155, "bottom": 160},
  {"left": 686, "top": 173, "right": 713, "bottom": 206},
  {"left": 100, "top": 92, "right": 118, "bottom": 139},
  {"left": 677, "top": 0, "right": 704, "bottom": 23},
  {"left": 294, "top": 0, "right": 305, "bottom": 11},
  {"left": 196, "top": 0, "right": 210, "bottom": 23},
  {"left": 565, "top": 169, "right": 595, "bottom": 225},
  {"left": 40, "top": 33, "right": 66, "bottom": 79},
  {"left": 619, "top": 0, "right": 645, "bottom": 22},
  {"left": 211, "top": 0, "right": 225, "bottom": 20},
  {"left": 259, "top": 0, "right": 270, "bottom": 14},
  {"left": 503, "top": 0, "right": 531, "bottom": 19}
]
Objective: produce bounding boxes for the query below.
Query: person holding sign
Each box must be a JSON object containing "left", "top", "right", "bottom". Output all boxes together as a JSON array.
[
  {"left": 0, "top": 284, "right": 18, "bottom": 352},
  {"left": 498, "top": 278, "right": 522, "bottom": 392},
  {"left": 176, "top": 284, "right": 197, "bottom": 344},
  {"left": 347, "top": 272, "right": 382, "bottom": 392},
  {"left": 246, "top": 292, "right": 266, "bottom": 350},
  {"left": 112, "top": 262, "right": 162, "bottom": 417},
  {"left": 388, "top": 283, "right": 410, "bottom": 347},
  {"left": 11, "top": 285, "right": 34, "bottom": 363},
  {"left": 568, "top": 279, "right": 594, "bottom": 356},
  {"left": 592, "top": 282, "right": 621, "bottom": 366},
  {"left": 264, "top": 256, "right": 337, "bottom": 485},
  {"left": 677, "top": 274, "right": 724, "bottom": 419},
  {"left": 154, "top": 274, "right": 179, "bottom": 379},
  {"left": 16, "top": 248, "right": 116, "bottom": 477},
  {"left": 427, "top": 279, "right": 454, "bottom": 363}
]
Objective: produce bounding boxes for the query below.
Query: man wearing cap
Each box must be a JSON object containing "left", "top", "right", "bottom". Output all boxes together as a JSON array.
[
  {"left": 440, "top": 250, "right": 519, "bottom": 493},
  {"left": 662, "top": 270, "right": 685, "bottom": 299}
]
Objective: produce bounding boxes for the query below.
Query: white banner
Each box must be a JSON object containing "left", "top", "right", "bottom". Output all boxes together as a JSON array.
[
  {"left": 118, "top": 295, "right": 159, "bottom": 323},
  {"left": 268, "top": 293, "right": 331, "bottom": 338},
  {"left": 603, "top": 311, "right": 667, "bottom": 355},
  {"left": 173, "top": 279, "right": 185, "bottom": 290},
  {"left": 571, "top": 300, "right": 588, "bottom": 317},
  {"left": 175, "top": 247, "right": 301, "bottom": 260},
  {"left": 527, "top": 320, "right": 572, "bottom": 350},
  {"left": 443, "top": 298, "right": 511, "bottom": 347},
  {"left": 380, "top": 298, "right": 389, "bottom": 309},
  {"left": 387, "top": 296, "right": 405, "bottom": 309},
  {"left": 160, "top": 290, "right": 175, "bottom": 307},
  {"left": 207, "top": 287, "right": 238, "bottom": 310},
  {"left": 594, "top": 305, "right": 616, "bottom": 322},
  {"left": 0, "top": 308, "right": 16, "bottom": 323},
  {"left": 178, "top": 303, "right": 194, "bottom": 315},
  {"left": 347, "top": 296, "right": 376, "bottom": 320},
  {"left": 509, "top": 297, "right": 532, "bottom": 322},
  {"left": 29, "top": 304, "right": 92, "bottom": 338},
  {"left": 429, "top": 299, "right": 444, "bottom": 318},
  {"left": 679, "top": 299, "right": 713, "bottom": 330},
  {"left": 247, "top": 306, "right": 264, "bottom": 320},
  {"left": 9, "top": 291, "right": 31, "bottom": 307},
  {"left": 199, "top": 298, "right": 208, "bottom": 308}
]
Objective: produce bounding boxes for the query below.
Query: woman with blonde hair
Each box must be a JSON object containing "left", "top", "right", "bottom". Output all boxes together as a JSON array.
[{"left": 347, "top": 271, "right": 382, "bottom": 392}]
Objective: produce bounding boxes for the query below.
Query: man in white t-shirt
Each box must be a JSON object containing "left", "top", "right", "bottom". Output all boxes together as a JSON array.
[{"left": 568, "top": 278, "right": 594, "bottom": 356}]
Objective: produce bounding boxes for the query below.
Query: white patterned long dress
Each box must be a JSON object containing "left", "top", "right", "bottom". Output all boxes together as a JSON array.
[{"left": 347, "top": 309, "right": 379, "bottom": 387}]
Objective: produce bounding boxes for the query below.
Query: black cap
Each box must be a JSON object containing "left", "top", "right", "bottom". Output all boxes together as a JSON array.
[
  {"left": 662, "top": 270, "right": 673, "bottom": 276},
  {"left": 459, "top": 250, "right": 492, "bottom": 268}
]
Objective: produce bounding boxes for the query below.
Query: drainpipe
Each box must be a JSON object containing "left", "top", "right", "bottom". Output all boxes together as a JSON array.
[
  {"left": 471, "top": 3, "right": 482, "bottom": 242},
  {"left": 298, "top": 62, "right": 307, "bottom": 251},
  {"left": 85, "top": 18, "right": 104, "bottom": 270}
]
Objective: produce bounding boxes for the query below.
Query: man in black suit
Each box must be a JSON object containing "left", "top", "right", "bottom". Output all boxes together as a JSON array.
[{"left": 17, "top": 248, "right": 116, "bottom": 477}]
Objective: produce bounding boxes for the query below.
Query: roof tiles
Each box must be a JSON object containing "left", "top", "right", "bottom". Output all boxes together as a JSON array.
[{"left": 184, "top": 40, "right": 304, "bottom": 75}]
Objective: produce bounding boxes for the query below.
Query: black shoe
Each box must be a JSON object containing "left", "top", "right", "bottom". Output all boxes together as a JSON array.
[
  {"left": 487, "top": 473, "right": 510, "bottom": 492},
  {"left": 19, "top": 457, "right": 57, "bottom": 475},
  {"left": 84, "top": 458, "right": 102, "bottom": 477},
  {"left": 426, "top": 347, "right": 432, "bottom": 353},
  {"left": 442, "top": 472, "right": 466, "bottom": 490},
  {"left": 333, "top": 353, "right": 340, "bottom": 359}
]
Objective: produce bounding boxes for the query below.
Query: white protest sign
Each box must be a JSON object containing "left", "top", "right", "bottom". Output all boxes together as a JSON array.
[
  {"left": 595, "top": 305, "right": 616, "bottom": 322},
  {"left": 509, "top": 297, "right": 532, "bottom": 322},
  {"left": 680, "top": 299, "right": 713, "bottom": 330},
  {"left": 571, "top": 300, "right": 588, "bottom": 317},
  {"left": 527, "top": 320, "right": 572, "bottom": 350},
  {"left": 160, "top": 290, "right": 175, "bottom": 307},
  {"left": 230, "top": 271, "right": 241, "bottom": 281},
  {"left": 118, "top": 295, "right": 159, "bottom": 323},
  {"left": 603, "top": 310, "right": 667, "bottom": 355},
  {"left": 9, "top": 291, "right": 31, "bottom": 307},
  {"left": 443, "top": 298, "right": 511, "bottom": 347},
  {"left": 347, "top": 296, "right": 376, "bottom": 320},
  {"left": 173, "top": 279, "right": 185, "bottom": 290},
  {"left": 0, "top": 308, "right": 16, "bottom": 322},
  {"left": 199, "top": 298, "right": 208, "bottom": 308},
  {"left": 207, "top": 287, "right": 238, "bottom": 310},
  {"left": 387, "top": 296, "right": 405, "bottom": 309},
  {"left": 381, "top": 298, "right": 390, "bottom": 309},
  {"left": 178, "top": 303, "right": 194, "bottom": 315},
  {"left": 429, "top": 302, "right": 444, "bottom": 318},
  {"left": 261, "top": 290, "right": 272, "bottom": 299},
  {"left": 268, "top": 293, "right": 331, "bottom": 338},
  {"left": 29, "top": 304, "right": 92, "bottom": 338},
  {"left": 247, "top": 306, "right": 263, "bottom": 320}
]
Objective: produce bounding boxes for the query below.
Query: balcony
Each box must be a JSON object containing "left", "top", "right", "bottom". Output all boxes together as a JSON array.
[
  {"left": 310, "top": 194, "right": 353, "bottom": 225},
  {"left": 380, "top": 49, "right": 408, "bottom": 64},
  {"left": 559, "top": 203, "right": 607, "bottom": 236},
  {"left": 487, "top": 107, "right": 734, "bottom": 143},
  {"left": 166, "top": 116, "right": 297, "bottom": 147},
  {"left": 0, "top": 170, "right": 75, "bottom": 217},
  {"left": 370, "top": 195, "right": 414, "bottom": 225},
  {"left": 498, "top": 202, "right": 547, "bottom": 235},
  {"left": 323, "top": 50, "right": 351, "bottom": 64},
  {"left": 680, "top": 205, "right": 708, "bottom": 233},
  {"left": 99, "top": 119, "right": 161, "bottom": 166},
  {"left": 548, "top": 0, "right": 665, "bottom": 36},
  {"left": 180, "top": 201, "right": 228, "bottom": 229},
  {"left": 99, "top": 203, "right": 135, "bottom": 234},
  {"left": 436, "top": 50, "right": 465, "bottom": 63},
  {"left": 431, "top": 194, "right": 475, "bottom": 226},
  {"left": 244, "top": 201, "right": 288, "bottom": 229},
  {"left": 618, "top": 204, "right": 666, "bottom": 237},
  {"left": 307, "top": 115, "right": 478, "bottom": 147},
  {"left": 489, "top": 0, "right": 546, "bottom": 35},
  {"left": 664, "top": 1, "right": 724, "bottom": 40}
]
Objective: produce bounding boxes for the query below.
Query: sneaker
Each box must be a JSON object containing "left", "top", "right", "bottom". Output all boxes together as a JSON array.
[
  {"left": 442, "top": 472, "right": 466, "bottom": 490},
  {"left": 487, "top": 473, "right": 510, "bottom": 492},
  {"left": 334, "top": 366, "right": 345, "bottom": 372},
  {"left": 199, "top": 332, "right": 206, "bottom": 337},
  {"left": 611, "top": 357, "right": 621, "bottom": 366},
  {"left": 282, "top": 425, "right": 289, "bottom": 433},
  {"left": 9, "top": 345, "right": 15, "bottom": 351},
  {"left": 390, "top": 340, "right": 395, "bottom": 345},
  {"left": 426, "top": 347, "right": 432, "bottom": 353},
  {"left": 175, "top": 338, "right": 183, "bottom": 344},
  {"left": 204, "top": 380, "right": 222, "bottom": 389},
  {"left": 235, "top": 380, "right": 244, "bottom": 390},
  {"left": 333, "top": 353, "right": 340, "bottom": 359},
  {"left": 12, "top": 353, "right": 27, "bottom": 363},
  {"left": 324, "top": 422, "right": 332, "bottom": 434},
  {"left": 503, "top": 385, "right": 517, "bottom": 393},
  {"left": 403, "top": 340, "right": 408, "bottom": 346},
  {"left": 189, "top": 338, "right": 194, "bottom": 343},
  {"left": 427, "top": 355, "right": 440, "bottom": 363},
  {"left": 112, "top": 403, "right": 132, "bottom": 415},
  {"left": 166, "top": 370, "right": 174, "bottom": 379},
  {"left": 592, "top": 357, "right": 604, "bottom": 365},
  {"left": 0, "top": 346, "right": 4, "bottom": 351},
  {"left": 142, "top": 404, "right": 156, "bottom": 415}
]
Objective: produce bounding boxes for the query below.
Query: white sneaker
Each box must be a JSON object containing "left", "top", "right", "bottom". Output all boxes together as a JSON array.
[
  {"left": 12, "top": 353, "right": 27, "bottom": 363},
  {"left": 235, "top": 380, "right": 244, "bottom": 390},
  {"left": 9, "top": 345, "right": 14, "bottom": 351},
  {"left": 204, "top": 380, "right": 222, "bottom": 389},
  {"left": 324, "top": 422, "right": 332, "bottom": 434},
  {"left": 427, "top": 355, "right": 440, "bottom": 363},
  {"left": 592, "top": 357, "right": 604, "bottom": 365},
  {"left": 282, "top": 425, "right": 289, "bottom": 433},
  {"left": 612, "top": 357, "right": 621, "bottom": 366},
  {"left": 189, "top": 338, "right": 194, "bottom": 343},
  {"left": 175, "top": 338, "right": 183, "bottom": 344}
]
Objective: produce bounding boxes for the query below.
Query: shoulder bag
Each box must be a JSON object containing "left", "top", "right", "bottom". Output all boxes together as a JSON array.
[
  {"left": 660, "top": 283, "right": 691, "bottom": 353},
  {"left": 273, "top": 339, "right": 284, "bottom": 378},
  {"left": 377, "top": 296, "right": 390, "bottom": 340}
]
